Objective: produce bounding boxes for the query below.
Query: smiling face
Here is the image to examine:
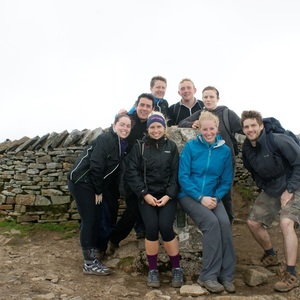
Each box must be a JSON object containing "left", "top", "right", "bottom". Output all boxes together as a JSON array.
[
  {"left": 199, "top": 119, "right": 218, "bottom": 144},
  {"left": 113, "top": 115, "right": 132, "bottom": 139},
  {"left": 178, "top": 80, "right": 197, "bottom": 102},
  {"left": 242, "top": 118, "right": 264, "bottom": 143},
  {"left": 147, "top": 122, "right": 165, "bottom": 140},
  {"left": 136, "top": 97, "right": 154, "bottom": 121},
  {"left": 150, "top": 80, "right": 167, "bottom": 99}
]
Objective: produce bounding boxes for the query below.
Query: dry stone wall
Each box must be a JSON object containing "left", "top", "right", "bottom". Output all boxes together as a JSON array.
[{"left": 0, "top": 127, "right": 251, "bottom": 224}]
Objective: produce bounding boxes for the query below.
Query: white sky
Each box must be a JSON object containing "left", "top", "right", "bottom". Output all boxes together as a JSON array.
[{"left": 1, "top": 0, "right": 300, "bottom": 142}]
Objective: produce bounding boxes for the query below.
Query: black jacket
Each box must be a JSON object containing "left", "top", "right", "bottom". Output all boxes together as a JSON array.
[
  {"left": 126, "top": 112, "right": 148, "bottom": 152},
  {"left": 68, "top": 127, "right": 124, "bottom": 195},
  {"left": 167, "top": 98, "right": 204, "bottom": 126},
  {"left": 242, "top": 130, "right": 300, "bottom": 197},
  {"left": 125, "top": 136, "right": 179, "bottom": 200}
]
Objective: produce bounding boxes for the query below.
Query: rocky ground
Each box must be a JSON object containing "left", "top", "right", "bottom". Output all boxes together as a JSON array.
[{"left": 1, "top": 191, "right": 300, "bottom": 300}]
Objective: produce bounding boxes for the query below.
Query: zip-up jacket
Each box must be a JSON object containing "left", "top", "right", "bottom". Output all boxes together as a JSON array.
[
  {"left": 242, "top": 129, "right": 300, "bottom": 197},
  {"left": 126, "top": 112, "right": 148, "bottom": 152},
  {"left": 125, "top": 136, "right": 179, "bottom": 200},
  {"left": 167, "top": 98, "right": 204, "bottom": 126},
  {"left": 178, "top": 134, "right": 233, "bottom": 201},
  {"left": 178, "top": 106, "right": 243, "bottom": 161},
  {"left": 68, "top": 127, "right": 123, "bottom": 195}
]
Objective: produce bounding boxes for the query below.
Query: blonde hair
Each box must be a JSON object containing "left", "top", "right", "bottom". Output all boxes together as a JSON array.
[
  {"left": 147, "top": 111, "right": 165, "bottom": 120},
  {"left": 198, "top": 111, "right": 219, "bottom": 129},
  {"left": 178, "top": 78, "right": 195, "bottom": 89}
]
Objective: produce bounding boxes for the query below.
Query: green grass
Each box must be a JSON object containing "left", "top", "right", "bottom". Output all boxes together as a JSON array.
[{"left": 0, "top": 219, "right": 79, "bottom": 239}]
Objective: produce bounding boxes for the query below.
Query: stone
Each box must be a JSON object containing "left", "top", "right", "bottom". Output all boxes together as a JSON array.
[{"left": 244, "top": 268, "right": 269, "bottom": 286}]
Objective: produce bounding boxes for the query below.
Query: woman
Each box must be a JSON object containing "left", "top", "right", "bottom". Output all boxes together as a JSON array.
[
  {"left": 68, "top": 114, "right": 132, "bottom": 275},
  {"left": 178, "top": 111, "right": 235, "bottom": 293},
  {"left": 125, "top": 112, "right": 184, "bottom": 288}
]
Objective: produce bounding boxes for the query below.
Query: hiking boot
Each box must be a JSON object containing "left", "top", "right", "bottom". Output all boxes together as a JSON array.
[
  {"left": 147, "top": 269, "right": 160, "bottom": 288},
  {"left": 222, "top": 281, "right": 236, "bottom": 293},
  {"left": 83, "top": 259, "right": 110, "bottom": 276},
  {"left": 197, "top": 278, "right": 224, "bottom": 293},
  {"left": 274, "top": 271, "right": 299, "bottom": 292},
  {"left": 258, "top": 253, "right": 280, "bottom": 267},
  {"left": 171, "top": 267, "right": 184, "bottom": 288}
]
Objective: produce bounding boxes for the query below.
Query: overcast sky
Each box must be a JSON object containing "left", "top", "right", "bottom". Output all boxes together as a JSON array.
[{"left": 1, "top": 0, "right": 300, "bottom": 142}]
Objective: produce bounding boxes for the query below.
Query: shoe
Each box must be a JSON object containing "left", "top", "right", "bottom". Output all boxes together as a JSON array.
[
  {"left": 197, "top": 278, "right": 224, "bottom": 293},
  {"left": 94, "top": 258, "right": 110, "bottom": 273},
  {"left": 147, "top": 269, "right": 160, "bottom": 288},
  {"left": 274, "top": 271, "right": 299, "bottom": 292},
  {"left": 107, "top": 242, "right": 118, "bottom": 255},
  {"left": 258, "top": 253, "right": 280, "bottom": 267},
  {"left": 172, "top": 267, "right": 184, "bottom": 288},
  {"left": 222, "top": 281, "right": 236, "bottom": 293},
  {"left": 83, "top": 259, "right": 110, "bottom": 276}
]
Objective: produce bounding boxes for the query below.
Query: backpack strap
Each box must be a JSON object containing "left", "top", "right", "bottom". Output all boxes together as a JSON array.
[
  {"left": 222, "top": 107, "right": 231, "bottom": 136},
  {"left": 197, "top": 99, "right": 204, "bottom": 110}
]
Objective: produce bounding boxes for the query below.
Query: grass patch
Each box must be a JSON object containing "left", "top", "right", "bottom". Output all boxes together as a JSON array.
[{"left": 0, "top": 219, "right": 79, "bottom": 239}]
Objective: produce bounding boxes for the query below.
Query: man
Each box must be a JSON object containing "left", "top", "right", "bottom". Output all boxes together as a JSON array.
[
  {"left": 127, "top": 76, "right": 168, "bottom": 117},
  {"left": 108, "top": 93, "right": 154, "bottom": 253},
  {"left": 167, "top": 78, "right": 204, "bottom": 126},
  {"left": 241, "top": 110, "right": 300, "bottom": 292},
  {"left": 178, "top": 86, "right": 243, "bottom": 223}
]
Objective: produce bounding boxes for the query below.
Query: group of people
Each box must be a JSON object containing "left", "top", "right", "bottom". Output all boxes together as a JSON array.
[{"left": 67, "top": 75, "right": 300, "bottom": 294}]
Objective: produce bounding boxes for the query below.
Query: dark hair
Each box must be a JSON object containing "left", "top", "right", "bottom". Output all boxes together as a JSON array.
[
  {"left": 202, "top": 86, "right": 220, "bottom": 98},
  {"left": 150, "top": 76, "right": 167, "bottom": 88},
  {"left": 135, "top": 93, "right": 155, "bottom": 107},
  {"left": 114, "top": 114, "right": 132, "bottom": 126},
  {"left": 240, "top": 110, "right": 263, "bottom": 127}
]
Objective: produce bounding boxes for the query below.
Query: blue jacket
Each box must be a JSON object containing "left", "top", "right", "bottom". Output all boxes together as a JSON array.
[{"left": 178, "top": 134, "right": 233, "bottom": 202}]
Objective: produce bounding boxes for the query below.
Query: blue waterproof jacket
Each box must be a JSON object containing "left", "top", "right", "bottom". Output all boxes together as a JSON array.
[{"left": 178, "top": 134, "right": 233, "bottom": 202}]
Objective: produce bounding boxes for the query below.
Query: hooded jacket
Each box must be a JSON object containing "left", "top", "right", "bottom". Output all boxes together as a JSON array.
[
  {"left": 242, "top": 129, "right": 300, "bottom": 196},
  {"left": 178, "top": 105, "right": 243, "bottom": 161},
  {"left": 178, "top": 134, "right": 233, "bottom": 202},
  {"left": 68, "top": 127, "right": 126, "bottom": 195},
  {"left": 125, "top": 135, "right": 179, "bottom": 200}
]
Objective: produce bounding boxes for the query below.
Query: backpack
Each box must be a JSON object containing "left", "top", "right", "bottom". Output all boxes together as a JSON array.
[
  {"left": 222, "top": 108, "right": 239, "bottom": 155},
  {"left": 263, "top": 117, "right": 300, "bottom": 154}
]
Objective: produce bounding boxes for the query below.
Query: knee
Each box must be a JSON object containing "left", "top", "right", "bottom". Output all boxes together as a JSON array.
[
  {"left": 280, "top": 218, "right": 294, "bottom": 231},
  {"left": 247, "top": 219, "right": 261, "bottom": 231},
  {"left": 146, "top": 231, "right": 159, "bottom": 241},
  {"left": 160, "top": 230, "right": 175, "bottom": 242}
]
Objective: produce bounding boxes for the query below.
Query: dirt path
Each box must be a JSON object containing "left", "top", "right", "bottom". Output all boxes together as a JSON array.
[{"left": 1, "top": 192, "right": 300, "bottom": 299}]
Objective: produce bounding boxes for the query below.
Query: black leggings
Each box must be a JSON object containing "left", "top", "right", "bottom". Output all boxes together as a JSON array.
[
  {"left": 68, "top": 181, "right": 119, "bottom": 251},
  {"left": 138, "top": 198, "right": 177, "bottom": 242},
  {"left": 68, "top": 181, "right": 101, "bottom": 250}
]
